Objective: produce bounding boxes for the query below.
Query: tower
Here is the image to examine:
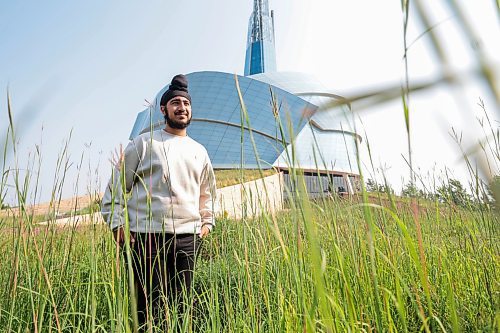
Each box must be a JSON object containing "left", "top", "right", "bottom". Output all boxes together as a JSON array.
[{"left": 244, "top": 0, "right": 277, "bottom": 76}]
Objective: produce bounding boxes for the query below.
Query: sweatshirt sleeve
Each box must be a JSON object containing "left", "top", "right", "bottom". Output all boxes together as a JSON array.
[
  {"left": 199, "top": 155, "right": 217, "bottom": 230},
  {"left": 101, "top": 138, "right": 143, "bottom": 230}
]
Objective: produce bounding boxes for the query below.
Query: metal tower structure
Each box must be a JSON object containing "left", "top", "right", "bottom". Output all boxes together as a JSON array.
[{"left": 244, "top": 0, "right": 277, "bottom": 76}]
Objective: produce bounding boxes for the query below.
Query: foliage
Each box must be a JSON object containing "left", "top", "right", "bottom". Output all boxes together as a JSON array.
[
  {"left": 0, "top": 197, "right": 498, "bottom": 332},
  {"left": 400, "top": 181, "right": 437, "bottom": 200},
  {"left": 365, "top": 178, "right": 394, "bottom": 194},
  {"left": 487, "top": 175, "right": 500, "bottom": 208},
  {"left": 436, "top": 178, "right": 472, "bottom": 208},
  {"left": 401, "top": 181, "right": 424, "bottom": 198}
]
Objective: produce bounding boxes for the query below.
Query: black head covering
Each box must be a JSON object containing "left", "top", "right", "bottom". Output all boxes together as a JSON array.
[{"left": 160, "top": 74, "right": 191, "bottom": 106}]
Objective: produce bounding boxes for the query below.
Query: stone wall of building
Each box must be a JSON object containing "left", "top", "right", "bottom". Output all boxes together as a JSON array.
[{"left": 216, "top": 172, "right": 284, "bottom": 219}]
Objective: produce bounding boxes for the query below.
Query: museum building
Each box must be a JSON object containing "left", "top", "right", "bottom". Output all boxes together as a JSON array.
[{"left": 129, "top": 0, "right": 361, "bottom": 194}]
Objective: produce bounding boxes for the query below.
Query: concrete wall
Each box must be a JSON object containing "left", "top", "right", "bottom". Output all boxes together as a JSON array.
[{"left": 216, "top": 172, "right": 284, "bottom": 219}]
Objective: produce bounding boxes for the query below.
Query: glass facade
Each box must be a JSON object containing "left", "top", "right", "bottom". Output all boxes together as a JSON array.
[
  {"left": 129, "top": 71, "right": 361, "bottom": 176},
  {"left": 189, "top": 120, "right": 283, "bottom": 169},
  {"left": 129, "top": 71, "right": 316, "bottom": 169},
  {"left": 282, "top": 173, "right": 353, "bottom": 199},
  {"left": 273, "top": 123, "right": 358, "bottom": 174}
]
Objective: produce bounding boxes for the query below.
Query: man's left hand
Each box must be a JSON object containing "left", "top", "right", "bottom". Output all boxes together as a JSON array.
[{"left": 199, "top": 225, "right": 211, "bottom": 238}]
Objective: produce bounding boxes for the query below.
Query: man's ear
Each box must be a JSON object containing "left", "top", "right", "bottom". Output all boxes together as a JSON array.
[{"left": 160, "top": 105, "right": 166, "bottom": 114}]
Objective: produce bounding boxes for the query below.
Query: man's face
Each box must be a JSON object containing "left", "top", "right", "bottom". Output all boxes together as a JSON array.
[{"left": 161, "top": 96, "right": 192, "bottom": 129}]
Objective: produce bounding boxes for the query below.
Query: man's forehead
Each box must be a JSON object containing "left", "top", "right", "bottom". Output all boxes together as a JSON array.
[{"left": 168, "top": 96, "right": 190, "bottom": 103}]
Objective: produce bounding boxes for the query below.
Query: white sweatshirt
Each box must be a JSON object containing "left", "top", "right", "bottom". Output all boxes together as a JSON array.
[{"left": 101, "top": 130, "right": 217, "bottom": 234}]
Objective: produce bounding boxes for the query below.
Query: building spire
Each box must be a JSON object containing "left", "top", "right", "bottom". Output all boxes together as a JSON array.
[{"left": 244, "top": 0, "right": 277, "bottom": 76}]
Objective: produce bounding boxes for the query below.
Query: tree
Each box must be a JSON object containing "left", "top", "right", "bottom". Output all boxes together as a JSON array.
[
  {"left": 401, "top": 182, "right": 437, "bottom": 200},
  {"left": 401, "top": 182, "right": 424, "bottom": 198},
  {"left": 485, "top": 175, "right": 500, "bottom": 209},
  {"left": 436, "top": 178, "right": 471, "bottom": 208},
  {"left": 366, "top": 178, "right": 379, "bottom": 192},
  {"left": 366, "top": 178, "right": 394, "bottom": 194}
]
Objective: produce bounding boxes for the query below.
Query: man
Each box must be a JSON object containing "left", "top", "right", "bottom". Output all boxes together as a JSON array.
[{"left": 101, "top": 74, "right": 217, "bottom": 327}]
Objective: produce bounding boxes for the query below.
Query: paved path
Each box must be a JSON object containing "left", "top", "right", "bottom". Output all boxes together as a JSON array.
[{"left": 38, "top": 212, "right": 104, "bottom": 227}]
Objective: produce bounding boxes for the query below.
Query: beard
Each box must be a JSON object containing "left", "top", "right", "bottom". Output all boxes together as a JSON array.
[{"left": 165, "top": 113, "right": 191, "bottom": 129}]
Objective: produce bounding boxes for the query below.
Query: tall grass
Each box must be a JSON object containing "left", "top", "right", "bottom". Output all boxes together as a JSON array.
[
  {"left": 1, "top": 76, "right": 499, "bottom": 332},
  {"left": 0, "top": 176, "right": 498, "bottom": 331}
]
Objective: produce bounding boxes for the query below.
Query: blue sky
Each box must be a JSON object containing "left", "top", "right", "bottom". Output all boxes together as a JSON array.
[{"left": 0, "top": 0, "right": 499, "bottom": 203}]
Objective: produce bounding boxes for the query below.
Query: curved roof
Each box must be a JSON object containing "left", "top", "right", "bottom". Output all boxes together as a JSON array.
[
  {"left": 249, "top": 71, "right": 328, "bottom": 93},
  {"left": 250, "top": 71, "right": 359, "bottom": 134}
]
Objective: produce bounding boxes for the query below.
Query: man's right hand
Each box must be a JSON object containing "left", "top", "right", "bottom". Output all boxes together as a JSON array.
[{"left": 113, "top": 227, "right": 135, "bottom": 247}]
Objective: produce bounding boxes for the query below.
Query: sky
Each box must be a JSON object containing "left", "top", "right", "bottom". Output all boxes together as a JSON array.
[{"left": 0, "top": 0, "right": 499, "bottom": 204}]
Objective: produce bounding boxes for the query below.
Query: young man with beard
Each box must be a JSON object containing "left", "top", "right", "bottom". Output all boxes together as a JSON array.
[{"left": 101, "top": 74, "right": 217, "bottom": 328}]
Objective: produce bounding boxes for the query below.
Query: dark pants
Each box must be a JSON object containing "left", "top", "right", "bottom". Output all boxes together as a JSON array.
[{"left": 130, "top": 232, "right": 202, "bottom": 327}]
